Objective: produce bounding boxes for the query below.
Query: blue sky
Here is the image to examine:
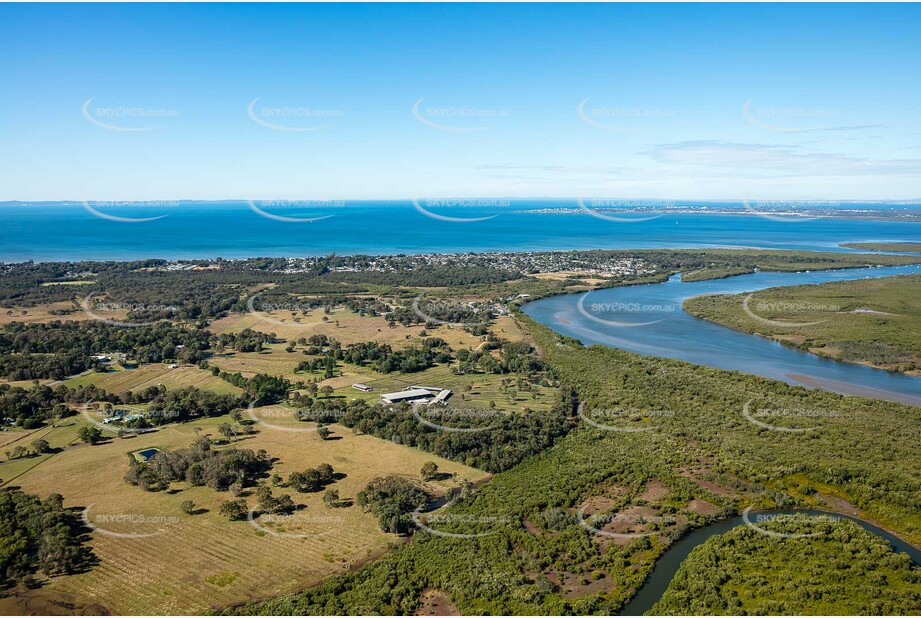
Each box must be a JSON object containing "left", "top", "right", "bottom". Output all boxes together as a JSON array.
[{"left": 1, "top": 3, "right": 919, "bottom": 201}]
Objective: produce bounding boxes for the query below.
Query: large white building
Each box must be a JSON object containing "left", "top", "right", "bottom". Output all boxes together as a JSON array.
[{"left": 380, "top": 386, "right": 452, "bottom": 406}]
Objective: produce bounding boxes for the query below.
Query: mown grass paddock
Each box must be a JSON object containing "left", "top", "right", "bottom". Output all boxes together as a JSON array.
[
  {"left": 209, "top": 306, "right": 527, "bottom": 350},
  {"left": 63, "top": 363, "right": 243, "bottom": 395},
  {"left": 3, "top": 413, "right": 486, "bottom": 614}
]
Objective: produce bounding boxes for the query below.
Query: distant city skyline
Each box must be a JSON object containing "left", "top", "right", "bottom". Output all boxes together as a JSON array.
[{"left": 2, "top": 3, "right": 920, "bottom": 201}]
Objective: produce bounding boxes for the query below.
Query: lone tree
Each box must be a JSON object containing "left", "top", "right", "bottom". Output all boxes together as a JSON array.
[
  {"left": 219, "top": 499, "right": 248, "bottom": 521},
  {"left": 218, "top": 423, "right": 236, "bottom": 441},
  {"left": 78, "top": 426, "right": 103, "bottom": 445},
  {"left": 420, "top": 461, "right": 439, "bottom": 481},
  {"left": 323, "top": 488, "right": 340, "bottom": 508},
  {"left": 181, "top": 500, "right": 196, "bottom": 515},
  {"left": 30, "top": 439, "right": 51, "bottom": 455},
  {"left": 320, "top": 385, "right": 334, "bottom": 399},
  {"left": 317, "top": 426, "right": 331, "bottom": 440}
]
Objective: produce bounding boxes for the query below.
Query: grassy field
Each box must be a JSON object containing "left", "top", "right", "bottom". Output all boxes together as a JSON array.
[
  {"left": 317, "top": 363, "right": 557, "bottom": 413},
  {"left": 683, "top": 274, "right": 921, "bottom": 374},
  {"left": 0, "top": 301, "right": 95, "bottom": 325},
  {"left": 209, "top": 307, "right": 526, "bottom": 350},
  {"left": 0, "top": 413, "right": 487, "bottom": 615},
  {"left": 62, "top": 364, "right": 243, "bottom": 395}
]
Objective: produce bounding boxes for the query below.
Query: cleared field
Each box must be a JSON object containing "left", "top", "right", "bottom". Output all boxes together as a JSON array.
[
  {"left": 4, "top": 413, "right": 486, "bottom": 615},
  {"left": 313, "top": 363, "right": 557, "bottom": 413},
  {"left": 209, "top": 307, "right": 526, "bottom": 350},
  {"left": 208, "top": 345, "right": 304, "bottom": 378},
  {"left": 530, "top": 271, "right": 610, "bottom": 286},
  {"left": 62, "top": 364, "right": 243, "bottom": 395},
  {"left": 0, "top": 301, "right": 96, "bottom": 325}
]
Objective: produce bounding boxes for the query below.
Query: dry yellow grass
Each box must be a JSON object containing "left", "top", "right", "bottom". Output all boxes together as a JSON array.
[
  {"left": 62, "top": 365, "right": 242, "bottom": 396},
  {"left": 208, "top": 346, "right": 303, "bottom": 379},
  {"left": 209, "top": 308, "right": 526, "bottom": 351},
  {"left": 8, "top": 414, "right": 486, "bottom": 615},
  {"left": 0, "top": 301, "right": 97, "bottom": 325}
]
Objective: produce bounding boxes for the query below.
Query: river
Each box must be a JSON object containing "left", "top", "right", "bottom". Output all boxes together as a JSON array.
[
  {"left": 618, "top": 510, "right": 921, "bottom": 616},
  {"left": 521, "top": 264, "right": 921, "bottom": 613},
  {"left": 522, "top": 263, "right": 921, "bottom": 406}
]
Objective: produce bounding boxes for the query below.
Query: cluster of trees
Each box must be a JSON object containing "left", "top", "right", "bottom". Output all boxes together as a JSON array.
[
  {"left": 215, "top": 328, "right": 275, "bottom": 353},
  {"left": 356, "top": 476, "right": 432, "bottom": 534},
  {"left": 124, "top": 436, "right": 273, "bottom": 492},
  {"left": 454, "top": 339, "right": 547, "bottom": 376},
  {"left": 289, "top": 390, "right": 574, "bottom": 473},
  {"left": 286, "top": 463, "right": 337, "bottom": 493},
  {"left": 0, "top": 381, "right": 246, "bottom": 430},
  {"left": 340, "top": 338, "right": 453, "bottom": 374},
  {"left": 0, "top": 320, "right": 211, "bottom": 380},
  {"left": 652, "top": 518, "right": 921, "bottom": 615},
  {"left": 206, "top": 367, "right": 290, "bottom": 404},
  {"left": 253, "top": 486, "right": 295, "bottom": 516},
  {"left": 0, "top": 383, "right": 86, "bottom": 428},
  {"left": 4, "top": 437, "right": 52, "bottom": 460},
  {"left": 0, "top": 488, "right": 94, "bottom": 587},
  {"left": 295, "top": 355, "right": 337, "bottom": 378}
]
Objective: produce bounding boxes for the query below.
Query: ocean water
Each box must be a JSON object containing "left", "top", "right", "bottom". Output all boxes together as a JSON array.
[{"left": 1, "top": 200, "right": 919, "bottom": 262}]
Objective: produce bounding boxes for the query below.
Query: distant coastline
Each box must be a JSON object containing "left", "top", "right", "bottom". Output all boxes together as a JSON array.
[{"left": 1, "top": 200, "right": 918, "bottom": 263}]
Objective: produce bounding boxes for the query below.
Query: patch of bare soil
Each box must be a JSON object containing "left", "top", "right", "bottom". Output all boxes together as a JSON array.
[
  {"left": 578, "top": 484, "right": 629, "bottom": 514},
  {"left": 0, "top": 586, "right": 110, "bottom": 616},
  {"left": 413, "top": 589, "right": 459, "bottom": 616},
  {"left": 636, "top": 479, "right": 669, "bottom": 502},
  {"left": 540, "top": 570, "right": 614, "bottom": 600},
  {"left": 679, "top": 467, "right": 741, "bottom": 498},
  {"left": 815, "top": 493, "right": 862, "bottom": 518},
  {"left": 687, "top": 498, "right": 721, "bottom": 516},
  {"left": 522, "top": 516, "right": 543, "bottom": 536}
]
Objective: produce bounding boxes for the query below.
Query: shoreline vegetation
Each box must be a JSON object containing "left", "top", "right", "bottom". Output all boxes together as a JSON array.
[
  {"left": 682, "top": 274, "right": 921, "bottom": 376},
  {"left": 226, "top": 311, "right": 921, "bottom": 615},
  {"left": 2, "top": 247, "right": 921, "bottom": 615},
  {"left": 841, "top": 241, "right": 921, "bottom": 252}
]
